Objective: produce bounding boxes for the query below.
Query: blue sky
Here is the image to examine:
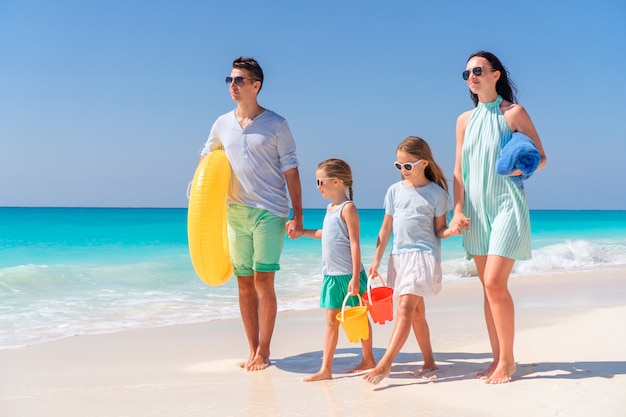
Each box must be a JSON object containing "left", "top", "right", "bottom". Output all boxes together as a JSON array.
[{"left": 1, "top": 0, "right": 625, "bottom": 209}]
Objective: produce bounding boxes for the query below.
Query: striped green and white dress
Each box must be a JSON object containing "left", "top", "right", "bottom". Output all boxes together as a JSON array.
[{"left": 461, "top": 95, "right": 531, "bottom": 260}]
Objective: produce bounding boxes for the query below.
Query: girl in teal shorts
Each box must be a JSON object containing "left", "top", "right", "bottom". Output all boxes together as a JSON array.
[{"left": 298, "top": 158, "right": 376, "bottom": 382}]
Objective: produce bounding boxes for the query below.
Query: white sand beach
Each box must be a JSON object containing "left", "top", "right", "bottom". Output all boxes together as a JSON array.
[{"left": 1, "top": 268, "right": 625, "bottom": 417}]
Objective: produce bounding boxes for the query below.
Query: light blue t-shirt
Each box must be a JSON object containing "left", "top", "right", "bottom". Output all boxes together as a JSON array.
[
  {"left": 384, "top": 181, "right": 451, "bottom": 260},
  {"left": 200, "top": 109, "right": 298, "bottom": 218},
  {"left": 321, "top": 201, "right": 364, "bottom": 275}
]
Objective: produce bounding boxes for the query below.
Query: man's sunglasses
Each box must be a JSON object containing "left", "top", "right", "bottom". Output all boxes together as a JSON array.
[{"left": 225, "top": 76, "right": 257, "bottom": 86}]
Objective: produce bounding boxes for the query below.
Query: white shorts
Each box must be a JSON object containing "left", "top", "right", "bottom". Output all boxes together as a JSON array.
[{"left": 387, "top": 251, "right": 442, "bottom": 297}]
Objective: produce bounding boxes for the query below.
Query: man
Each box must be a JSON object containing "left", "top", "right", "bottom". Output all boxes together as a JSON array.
[{"left": 200, "top": 57, "right": 303, "bottom": 371}]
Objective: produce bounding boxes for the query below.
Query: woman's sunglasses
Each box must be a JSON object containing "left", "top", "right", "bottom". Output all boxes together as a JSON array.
[
  {"left": 462, "top": 66, "right": 497, "bottom": 81},
  {"left": 225, "top": 76, "right": 256, "bottom": 86},
  {"left": 394, "top": 160, "right": 422, "bottom": 171},
  {"left": 462, "top": 67, "right": 484, "bottom": 80}
]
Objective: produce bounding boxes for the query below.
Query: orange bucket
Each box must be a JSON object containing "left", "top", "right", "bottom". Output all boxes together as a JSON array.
[
  {"left": 362, "top": 275, "right": 394, "bottom": 324},
  {"left": 336, "top": 294, "right": 369, "bottom": 343}
]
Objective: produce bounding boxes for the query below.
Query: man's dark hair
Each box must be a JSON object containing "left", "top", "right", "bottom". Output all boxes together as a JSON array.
[{"left": 233, "top": 56, "right": 264, "bottom": 92}]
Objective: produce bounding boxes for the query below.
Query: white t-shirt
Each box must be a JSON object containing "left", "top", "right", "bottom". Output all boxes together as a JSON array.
[
  {"left": 200, "top": 109, "right": 298, "bottom": 218},
  {"left": 384, "top": 181, "right": 451, "bottom": 260}
]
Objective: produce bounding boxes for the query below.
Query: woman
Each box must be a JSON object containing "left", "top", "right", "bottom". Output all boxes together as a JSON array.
[{"left": 453, "top": 51, "right": 547, "bottom": 384}]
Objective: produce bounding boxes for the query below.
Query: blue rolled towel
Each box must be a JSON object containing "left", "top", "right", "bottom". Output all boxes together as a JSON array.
[{"left": 496, "top": 132, "right": 540, "bottom": 189}]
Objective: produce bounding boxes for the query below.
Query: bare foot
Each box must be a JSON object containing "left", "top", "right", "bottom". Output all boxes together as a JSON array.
[
  {"left": 486, "top": 363, "right": 516, "bottom": 384},
  {"left": 246, "top": 353, "right": 271, "bottom": 371},
  {"left": 241, "top": 352, "right": 256, "bottom": 369},
  {"left": 476, "top": 362, "right": 497, "bottom": 380},
  {"left": 303, "top": 370, "right": 332, "bottom": 382},
  {"left": 347, "top": 359, "right": 377, "bottom": 374},
  {"left": 363, "top": 367, "right": 390, "bottom": 385},
  {"left": 414, "top": 364, "right": 438, "bottom": 376}
]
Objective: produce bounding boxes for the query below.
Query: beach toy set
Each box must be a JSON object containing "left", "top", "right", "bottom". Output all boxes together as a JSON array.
[{"left": 336, "top": 276, "right": 394, "bottom": 343}]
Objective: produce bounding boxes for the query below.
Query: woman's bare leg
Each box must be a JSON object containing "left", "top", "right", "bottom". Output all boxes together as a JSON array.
[{"left": 474, "top": 255, "right": 517, "bottom": 383}]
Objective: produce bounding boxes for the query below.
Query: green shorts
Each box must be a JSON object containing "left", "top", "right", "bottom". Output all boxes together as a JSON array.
[
  {"left": 227, "top": 204, "right": 288, "bottom": 277},
  {"left": 319, "top": 270, "right": 368, "bottom": 309}
]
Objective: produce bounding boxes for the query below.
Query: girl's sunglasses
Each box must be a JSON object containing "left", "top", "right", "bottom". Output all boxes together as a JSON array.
[
  {"left": 462, "top": 67, "right": 484, "bottom": 80},
  {"left": 225, "top": 76, "right": 256, "bottom": 86},
  {"left": 394, "top": 160, "right": 422, "bottom": 171},
  {"left": 316, "top": 177, "right": 334, "bottom": 187}
]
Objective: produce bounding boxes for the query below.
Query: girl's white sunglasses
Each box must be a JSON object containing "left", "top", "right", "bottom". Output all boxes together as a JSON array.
[{"left": 394, "top": 160, "right": 422, "bottom": 171}]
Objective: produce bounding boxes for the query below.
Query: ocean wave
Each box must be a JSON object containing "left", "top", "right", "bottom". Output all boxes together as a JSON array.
[
  {"left": 1, "top": 239, "right": 624, "bottom": 349},
  {"left": 440, "top": 240, "right": 626, "bottom": 280},
  {"left": 515, "top": 240, "right": 626, "bottom": 274}
]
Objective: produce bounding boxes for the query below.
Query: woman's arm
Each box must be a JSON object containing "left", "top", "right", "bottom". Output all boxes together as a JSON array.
[
  {"left": 504, "top": 104, "right": 547, "bottom": 171},
  {"left": 452, "top": 111, "right": 471, "bottom": 230}
]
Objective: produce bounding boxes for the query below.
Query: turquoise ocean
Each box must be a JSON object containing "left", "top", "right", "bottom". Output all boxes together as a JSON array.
[{"left": 1, "top": 207, "right": 626, "bottom": 349}]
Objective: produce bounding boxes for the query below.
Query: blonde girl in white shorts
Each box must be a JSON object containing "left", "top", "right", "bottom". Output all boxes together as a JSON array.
[{"left": 364, "top": 136, "right": 462, "bottom": 385}]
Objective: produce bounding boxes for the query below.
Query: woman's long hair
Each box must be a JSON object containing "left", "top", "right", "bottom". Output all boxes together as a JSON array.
[{"left": 467, "top": 51, "right": 517, "bottom": 107}]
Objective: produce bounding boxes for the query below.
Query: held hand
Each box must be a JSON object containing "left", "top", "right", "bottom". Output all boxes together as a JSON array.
[
  {"left": 446, "top": 221, "right": 464, "bottom": 236},
  {"left": 285, "top": 219, "right": 304, "bottom": 239},
  {"left": 443, "top": 226, "right": 457, "bottom": 237},
  {"left": 451, "top": 212, "right": 470, "bottom": 232}
]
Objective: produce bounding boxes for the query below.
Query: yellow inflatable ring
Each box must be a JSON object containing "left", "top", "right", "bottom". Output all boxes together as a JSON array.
[{"left": 187, "top": 149, "right": 234, "bottom": 286}]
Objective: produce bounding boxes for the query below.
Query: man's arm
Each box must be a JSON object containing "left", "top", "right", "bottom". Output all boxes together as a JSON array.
[{"left": 284, "top": 167, "right": 303, "bottom": 239}]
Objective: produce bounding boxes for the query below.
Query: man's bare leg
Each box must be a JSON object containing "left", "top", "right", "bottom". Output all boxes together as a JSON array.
[
  {"left": 237, "top": 275, "right": 259, "bottom": 369},
  {"left": 247, "top": 271, "right": 276, "bottom": 371}
]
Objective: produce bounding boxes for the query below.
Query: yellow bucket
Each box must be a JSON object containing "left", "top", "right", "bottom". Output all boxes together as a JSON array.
[{"left": 336, "top": 294, "right": 369, "bottom": 343}]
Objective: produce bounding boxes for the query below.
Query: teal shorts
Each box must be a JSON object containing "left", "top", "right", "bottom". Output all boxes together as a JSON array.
[
  {"left": 227, "top": 204, "right": 287, "bottom": 277},
  {"left": 319, "top": 270, "right": 368, "bottom": 309}
]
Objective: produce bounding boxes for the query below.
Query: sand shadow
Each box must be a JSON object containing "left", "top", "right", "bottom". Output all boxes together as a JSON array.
[
  {"left": 517, "top": 360, "right": 626, "bottom": 380},
  {"left": 275, "top": 349, "right": 626, "bottom": 387},
  {"left": 273, "top": 347, "right": 372, "bottom": 376},
  {"left": 274, "top": 348, "right": 490, "bottom": 377}
]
